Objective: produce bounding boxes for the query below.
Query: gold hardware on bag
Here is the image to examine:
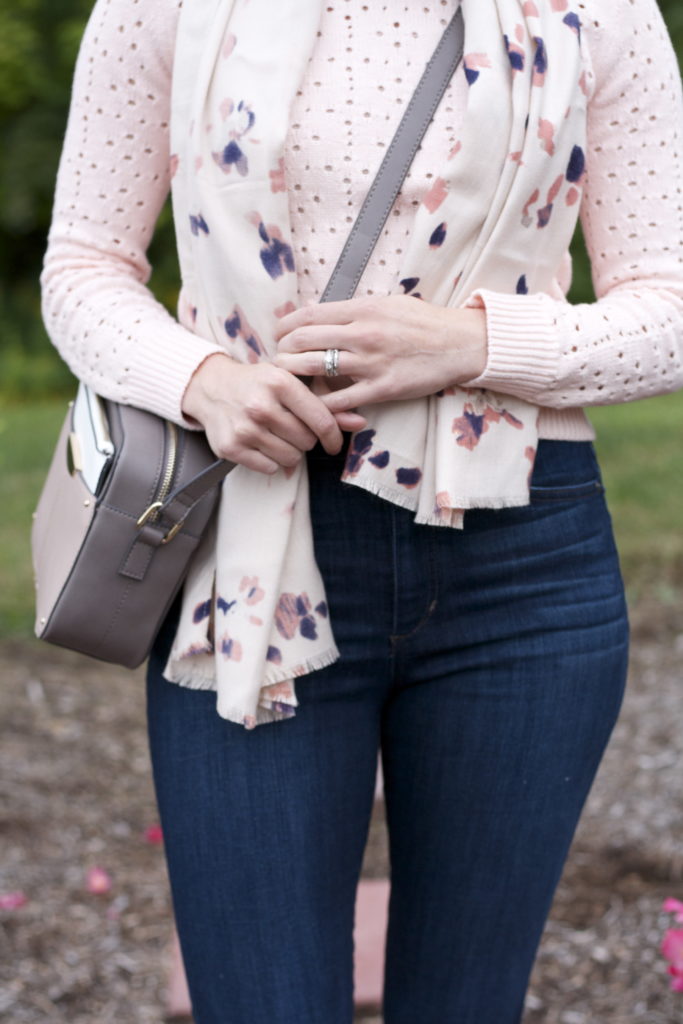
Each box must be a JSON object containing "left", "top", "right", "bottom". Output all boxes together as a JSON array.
[
  {"left": 67, "top": 432, "right": 83, "bottom": 475},
  {"left": 136, "top": 502, "right": 183, "bottom": 543},
  {"left": 136, "top": 501, "right": 183, "bottom": 544},
  {"left": 137, "top": 501, "right": 163, "bottom": 528},
  {"left": 161, "top": 521, "right": 183, "bottom": 544}
]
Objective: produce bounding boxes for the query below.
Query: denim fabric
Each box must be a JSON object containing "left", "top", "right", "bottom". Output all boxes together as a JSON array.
[{"left": 146, "top": 438, "right": 629, "bottom": 1024}]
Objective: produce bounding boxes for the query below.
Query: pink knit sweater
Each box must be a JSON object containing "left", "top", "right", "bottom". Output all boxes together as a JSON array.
[{"left": 40, "top": 0, "right": 683, "bottom": 441}]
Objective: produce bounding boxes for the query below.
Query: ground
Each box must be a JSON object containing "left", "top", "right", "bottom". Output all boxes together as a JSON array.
[{"left": 1, "top": 601, "right": 682, "bottom": 1023}]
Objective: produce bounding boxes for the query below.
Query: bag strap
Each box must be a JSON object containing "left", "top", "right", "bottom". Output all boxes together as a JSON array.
[
  {"left": 151, "top": 6, "right": 465, "bottom": 542},
  {"left": 321, "top": 6, "right": 465, "bottom": 302}
]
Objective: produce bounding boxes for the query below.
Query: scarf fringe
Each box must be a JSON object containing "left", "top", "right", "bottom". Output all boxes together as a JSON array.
[
  {"left": 444, "top": 494, "right": 531, "bottom": 509},
  {"left": 162, "top": 662, "right": 218, "bottom": 691},
  {"left": 350, "top": 475, "right": 532, "bottom": 527},
  {"left": 163, "top": 645, "right": 341, "bottom": 727},
  {"left": 258, "top": 645, "right": 340, "bottom": 688},
  {"left": 414, "top": 493, "right": 532, "bottom": 527},
  {"left": 346, "top": 476, "right": 419, "bottom": 513}
]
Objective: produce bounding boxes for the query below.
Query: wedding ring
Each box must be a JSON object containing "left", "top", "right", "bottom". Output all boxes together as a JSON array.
[{"left": 323, "top": 348, "right": 340, "bottom": 377}]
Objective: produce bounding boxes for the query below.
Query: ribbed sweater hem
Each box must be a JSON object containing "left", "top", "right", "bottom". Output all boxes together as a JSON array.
[
  {"left": 464, "top": 288, "right": 595, "bottom": 441},
  {"left": 122, "top": 323, "right": 227, "bottom": 428}
]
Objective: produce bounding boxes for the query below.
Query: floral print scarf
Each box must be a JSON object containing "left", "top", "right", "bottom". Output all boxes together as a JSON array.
[{"left": 164, "top": 0, "right": 588, "bottom": 727}]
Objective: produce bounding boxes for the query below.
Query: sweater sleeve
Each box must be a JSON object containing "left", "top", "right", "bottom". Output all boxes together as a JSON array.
[
  {"left": 39, "top": 0, "right": 227, "bottom": 427},
  {"left": 462, "top": 0, "right": 683, "bottom": 410}
]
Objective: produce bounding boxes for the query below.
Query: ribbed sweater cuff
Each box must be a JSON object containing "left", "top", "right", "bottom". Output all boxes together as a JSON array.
[
  {"left": 462, "top": 289, "right": 560, "bottom": 401},
  {"left": 123, "top": 323, "right": 228, "bottom": 429}
]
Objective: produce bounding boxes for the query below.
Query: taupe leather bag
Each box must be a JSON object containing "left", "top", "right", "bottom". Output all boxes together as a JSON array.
[
  {"left": 30, "top": 7, "right": 464, "bottom": 668},
  {"left": 32, "top": 384, "right": 231, "bottom": 667}
]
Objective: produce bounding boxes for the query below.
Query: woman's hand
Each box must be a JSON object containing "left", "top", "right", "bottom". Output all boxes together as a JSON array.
[
  {"left": 181, "top": 353, "right": 367, "bottom": 474},
  {"left": 273, "top": 294, "right": 488, "bottom": 414}
]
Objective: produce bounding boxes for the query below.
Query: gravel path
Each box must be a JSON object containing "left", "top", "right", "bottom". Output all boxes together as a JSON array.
[{"left": 1, "top": 612, "right": 682, "bottom": 1022}]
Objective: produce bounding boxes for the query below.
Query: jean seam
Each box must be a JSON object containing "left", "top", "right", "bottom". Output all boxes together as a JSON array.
[
  {"left": 390, "top": 504, "right": 399, "bottom": 638},
  {"left": 389, "top": 532, "right": 440, "bottom": 646},
  {"left": 530, "top": 481, "right": 605, "bottom": 503}
]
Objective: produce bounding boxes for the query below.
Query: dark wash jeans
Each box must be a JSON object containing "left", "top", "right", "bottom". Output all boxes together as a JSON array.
[{"left": 146, "top": 438, "right": 629, "bottom": 1024}]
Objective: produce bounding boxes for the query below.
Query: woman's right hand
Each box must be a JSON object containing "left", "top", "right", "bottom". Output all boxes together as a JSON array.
[{"left": 181, "top": 353, "right": 367, "bottom": 475}]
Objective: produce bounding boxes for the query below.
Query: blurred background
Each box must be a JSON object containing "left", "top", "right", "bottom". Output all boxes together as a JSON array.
[{"left": 1, "top": 3, "right": 683, "bottom": 1022}]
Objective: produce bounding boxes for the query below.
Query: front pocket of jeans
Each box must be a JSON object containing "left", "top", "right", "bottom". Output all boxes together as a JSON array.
[{"left": 529, "top": 478, "right": 605, "bottom": 503}]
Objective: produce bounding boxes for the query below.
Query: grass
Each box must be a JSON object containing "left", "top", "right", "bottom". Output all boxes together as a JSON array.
[
  {"left": 590, "top": 397, "right": 683, "bottom": 568},
  {"left": 1, "top": 391, "right": 682, "bottom": 638},
  {"left": 0, "top": 398, "right": 73, "bottom": 636}
]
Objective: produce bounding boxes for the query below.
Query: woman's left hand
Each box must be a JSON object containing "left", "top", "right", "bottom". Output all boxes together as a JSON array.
[{"left": 273, "top": 294, "right": 488, "bottom": 414}]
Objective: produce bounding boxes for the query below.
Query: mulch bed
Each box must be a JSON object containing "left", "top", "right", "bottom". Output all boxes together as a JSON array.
[{"left": 1, "top": 601, "right": 682, "bottom": 1022}]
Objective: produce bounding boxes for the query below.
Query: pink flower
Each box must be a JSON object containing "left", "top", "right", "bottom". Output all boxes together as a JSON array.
[
  {"left": 662, "top": 928, "right": 683, "bottom": 968},
  {"left": 144, "top": 823, "right": 164, "bottom": 845},
  {"left": 660, "top": 902, "right": 683, "bottom": 991},
  {"left": 662, "top": 928, "right": 683, "bottom": 991},
  {"left": 663, "top": 898, "right": 683, "bottom": 923},
  {"left": 0, "top": 890, "right": 27, "bottom": 910},
  {"left": 86, "top": 866, "right": 112, "bottom": 895}
]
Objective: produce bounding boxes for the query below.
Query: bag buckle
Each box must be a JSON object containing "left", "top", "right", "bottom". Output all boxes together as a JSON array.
[{"left": 136, "top": 502, "right": 183, "bottom": 544}]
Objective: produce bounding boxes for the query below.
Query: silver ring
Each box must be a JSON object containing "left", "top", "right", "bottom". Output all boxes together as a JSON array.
[{"left": 323, "top": 348, "right": 340, "bottom": 377}]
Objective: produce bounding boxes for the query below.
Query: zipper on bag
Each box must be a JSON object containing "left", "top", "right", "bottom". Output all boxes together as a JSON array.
[{"left": 135, "top": 421, "right": 181, "bottom": 542}]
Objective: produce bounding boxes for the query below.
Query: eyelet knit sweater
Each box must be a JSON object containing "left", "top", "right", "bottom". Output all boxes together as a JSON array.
[{"left": 40, "top": 0, "right": 683, "bottom": 440}]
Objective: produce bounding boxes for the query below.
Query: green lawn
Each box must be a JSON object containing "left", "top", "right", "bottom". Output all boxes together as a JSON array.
[
  {"left": 1, "top": 391, "right": 682, "bottom": 638},
  {"left": 0, "top": 398, "right": 74, "bottom": 636},
  {"left": 590, "top": 396, "right": 683, "bottom": 574}
]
